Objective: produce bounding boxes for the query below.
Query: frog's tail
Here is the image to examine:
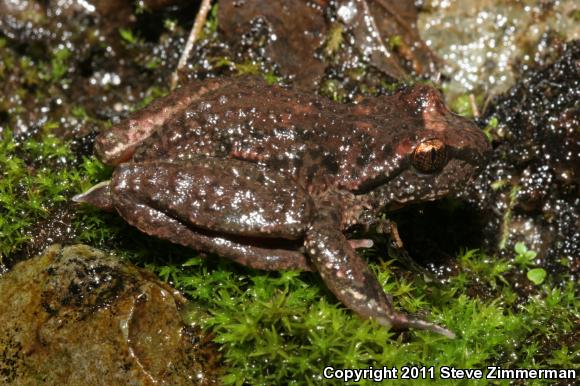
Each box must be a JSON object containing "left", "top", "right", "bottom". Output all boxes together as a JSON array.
[{"left": 72, "top": 180, "right": 115, "bottom": 212}]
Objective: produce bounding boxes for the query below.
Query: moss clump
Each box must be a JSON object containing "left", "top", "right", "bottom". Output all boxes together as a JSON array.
[
  {"left": 152, "top": 247, "right": 578, "bottom": 385},
  {"left": 0, "top": 131, "right": 109, "bottom": 262}
]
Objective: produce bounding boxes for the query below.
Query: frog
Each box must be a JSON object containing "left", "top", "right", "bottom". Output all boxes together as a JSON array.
[{"left": 74, "top": 76, "right": 490, "bottom": 338}]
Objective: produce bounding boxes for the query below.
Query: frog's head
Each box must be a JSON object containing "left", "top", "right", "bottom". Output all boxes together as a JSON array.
[{"left": 366, "top": 84, "right": 491, "bottom": 209}]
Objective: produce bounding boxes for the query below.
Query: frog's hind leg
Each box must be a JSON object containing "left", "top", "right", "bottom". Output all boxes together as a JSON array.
[
  {"left": 113, "top": 195, "right": 314, "bottom": 271},
  {"left": 79, "top": 159, "right": 317, "bottom": 272},
  {"left": 305, "top": 207, "right": 455, "bottom": 338}
]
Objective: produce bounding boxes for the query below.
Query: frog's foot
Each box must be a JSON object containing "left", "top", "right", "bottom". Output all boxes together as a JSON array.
[
  {"left": 355, "top": 216, "right": 437, "bottom": 282},
  {"left": 305, "top": 212, "right": 454, "bottom": 338},
  {"left": 383, "top": 221, "right": 438, "bottom": 282}
]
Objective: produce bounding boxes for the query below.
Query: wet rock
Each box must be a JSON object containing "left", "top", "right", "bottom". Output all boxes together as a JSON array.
[
  {"left": 141, "top": 0, "right": 190, "bottom": 11},
  {"left": 419, "top": 0, "right": 579, "bottom": 100},
  {"left": 337, "top": 0, "right": 439, "bottom": 78},
  {"left": 0, "top": 0, "right": 185, "bottom": 138},
  {"left": 0, "top": 0, "right": 132, "bottom": 42},
  {"left": 218, "top": 0, "right": 329, "bottom": 90},
  {"left": 0, "top": 244, "right": 220, "bottom": 385},
  {"left": 469, "top": 40, "right": 579, "bottom": 273},
  {"left": 218, "top": 0, "right": 439, "bottom": 91}
]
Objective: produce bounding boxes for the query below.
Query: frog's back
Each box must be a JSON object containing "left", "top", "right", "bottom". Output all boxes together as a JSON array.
[{"left": 131, "top": 77, "right": 410, "bottom": 191}]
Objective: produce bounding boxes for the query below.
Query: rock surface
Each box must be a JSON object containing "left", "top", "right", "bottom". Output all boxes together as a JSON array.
[{"left": 0, "top": 244, "right": 219, "bottom": 385}]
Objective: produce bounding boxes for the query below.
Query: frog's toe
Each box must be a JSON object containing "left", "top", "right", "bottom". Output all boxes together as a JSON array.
[
  {"left": 386, "top": 313, "right": 456, "bottom": 339},
  {"left": 72, "top": 180, "right": 114, "bottom": 211}
]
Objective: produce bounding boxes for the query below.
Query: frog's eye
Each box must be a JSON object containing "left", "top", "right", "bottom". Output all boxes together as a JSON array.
[{"left": 412, "top": 139, "right": 447, "bottom": 173}]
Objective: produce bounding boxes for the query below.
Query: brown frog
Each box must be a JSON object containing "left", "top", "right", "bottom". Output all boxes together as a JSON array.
[{"left": 75, "top": 76, "right": 490, "bottom": 337}]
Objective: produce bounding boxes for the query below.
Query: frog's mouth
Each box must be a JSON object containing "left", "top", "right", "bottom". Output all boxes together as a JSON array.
[
  {"left": 365, "top": 156, "right": 479, "bottom": 209},
  {"left": 383, "top": 188, "right": 451, "bottom": 211}
]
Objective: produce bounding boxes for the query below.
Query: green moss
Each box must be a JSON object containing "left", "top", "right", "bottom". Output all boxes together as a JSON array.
[
  {"left": 449, "top": 94, "right": 472, "bottom": 117},
  {"left": 482, "top": 116, "right": 498, "bottom": 142},
  {"left": 149, "top": 246, "right": 578, "bottom": 384},
  {"left": 388, "top": 35, "right": 403, "bottom": 49},
  {"left": 49, "top": 47, "right": 72, "bottom": 81},
  {"left": 527, "top": 268, "right": 547, "bottom": 285},
  {"left": 209, "top": 57, "right": 282, "bottom": 85},
  {"left": 448, "top": 93, "right": 485, "bottom": 118},
  {"left": 203, "top": 3, "right": 220, "bottom": 37},
  {"left": 323, "top": 23, "right": 344, "bottom": 58},
  {"left": 319, "top": 79, "right": 346, "bottom": 102},
  {"left": 0, "top": 131, "right": 109, "bottom": 261},
  {"left": 514, "top": 242, "right": 537, "bottom": 269},
  {"left": 119, "top": 28, "right": 141, "bottom": 46}
]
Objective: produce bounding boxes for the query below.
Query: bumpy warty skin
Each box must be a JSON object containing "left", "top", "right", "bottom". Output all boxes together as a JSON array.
[{"left": 80, "top": 76, "right": 490, "bottom": 337}]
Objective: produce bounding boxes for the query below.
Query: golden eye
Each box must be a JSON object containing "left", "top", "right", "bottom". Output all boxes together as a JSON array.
[{"left": 412, "top": 139, "right": 447, "bottom": 173}]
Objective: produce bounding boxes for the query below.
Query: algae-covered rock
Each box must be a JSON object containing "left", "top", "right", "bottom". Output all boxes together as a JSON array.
[{"left": 0, "top": 244, "right": 219, "bottom": 385}]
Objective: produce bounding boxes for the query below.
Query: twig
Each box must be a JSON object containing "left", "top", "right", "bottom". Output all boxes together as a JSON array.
[
  {"left": 469, "top": 93, "right": 480, "bottom": 118},
  {"left": 170, "top": 0, "right": 212, "bottom": 90}
]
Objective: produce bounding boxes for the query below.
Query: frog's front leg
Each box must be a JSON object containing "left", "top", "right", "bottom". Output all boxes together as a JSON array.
[
  {"left": 305, "top": 206, "right": 455, "bottom": 338},
  {"left": 356, "top": 212, "right": 436, "bottom": 279},
  {"left": 75, "top": 158, "right": 314, "bottom": 271}
]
